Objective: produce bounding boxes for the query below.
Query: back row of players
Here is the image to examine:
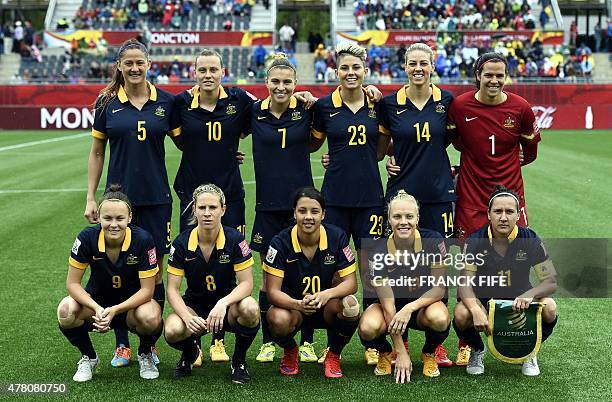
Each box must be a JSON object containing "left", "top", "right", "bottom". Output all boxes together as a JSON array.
[{"left": 58, "top": 39, "right": 558, "bottom": 383}]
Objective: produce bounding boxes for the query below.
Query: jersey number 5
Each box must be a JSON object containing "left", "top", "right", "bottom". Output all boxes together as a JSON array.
[{"left": 137, "top": 120, "right": 147, "bottom": 141}]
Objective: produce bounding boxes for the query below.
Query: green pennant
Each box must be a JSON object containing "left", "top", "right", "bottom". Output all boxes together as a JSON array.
[{"left": 487, "top": 299, "right": 544, "bottom": 364}]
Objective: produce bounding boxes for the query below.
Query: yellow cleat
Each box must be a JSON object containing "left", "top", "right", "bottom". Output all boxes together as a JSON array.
[
  {"left": 421, "top": 353, "right": 440, "bottom": 378},
  {"left": 374, "top": 352, "right": 392, "bottom": 376},
  {"left": 365, "top": 348, "right": 379, "bottom": 366},
  {"left": 256, "top": 342, "right": 276, "bottom": 363},
  {"left": 210, "top": 339, "right": 230, "bottom": 362},
  {"left": 193, "top": 345, "right": 204, "bottom": 368},
  {"left": 317, "top": 347, "right": 328, "bottom": 364},
  {"left": 299, "top": 342, "right": 318, "bottom": 363},
  {"left": 456, "top": 343, "right": 471, "bottom": 367}
]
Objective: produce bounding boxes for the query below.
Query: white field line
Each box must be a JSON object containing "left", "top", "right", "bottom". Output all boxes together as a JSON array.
[{"left": 0, "top": 132, "right": 89, "bottom": 152}]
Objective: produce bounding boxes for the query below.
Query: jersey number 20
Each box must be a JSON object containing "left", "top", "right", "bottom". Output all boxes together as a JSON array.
[{"left": 302, "top": 275, "right": 321, "bottom": 295}]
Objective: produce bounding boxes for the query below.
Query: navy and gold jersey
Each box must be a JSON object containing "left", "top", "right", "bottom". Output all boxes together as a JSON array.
[
  {"left": 464, "top": 225, "right": 551, "bottom": 298},
  {"left": 312, "top": 87, "right": 384, "bottom": 207},
  {"left": 173, "top": 86, "right": 255, "bottom": 203},
  {"left": 249, "top": 96, "right": 314, "bottom": 211},
  {"left": 263, "top": 223, "right": 357, "bottom": 300},
  {"left": 379, "top": 84, "right": 456, "bottom": 203},
  {"left": 69, "top": 224, "right": 159, "bottom": 305},
  {"left": 92, "top": 83, "right": 180, "bottom": 206},
  {"left": 167, "top": 225, "right": 254, "bottom": 306},
  {"left": 367, "top": 228, "right": 447, "bottom": 301}
]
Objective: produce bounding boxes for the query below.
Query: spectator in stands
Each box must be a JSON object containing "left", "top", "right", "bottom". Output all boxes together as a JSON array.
[
  {"left": 56, "top": 18, "right": 69, "bottom": 30},
  {"left": 224, "top": 17, "right": 233, "bottom": 31},
  {"left": 0, "top": 26, "right": 4, "bottom": 55},
  {"left": 138, "top": 0, "right": 149, "bottom": 16},
  {"left": 253, "top": 44, "right": 267, "bottom": 67},
  {"left": 607, "top": 19, "right": 612, "bottom": 52},
  {"left": 593, "top": 22, "right": 602, "bottom": 52},
  {"left": 580, "top": 54, "right": 594, "bottom": 82},
  {"left": 12, "top": 21, "right": 23, "bottom": 54},
  {"left": 278, "top": 23, "right": 295, "bottom": 52},
  {"left": 539, "top": 7, "right": 549, "bottom": 29}
]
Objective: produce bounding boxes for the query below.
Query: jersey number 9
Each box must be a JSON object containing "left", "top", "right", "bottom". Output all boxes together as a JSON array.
[
  {"left": 112, "top": 275, "right": 122, "bottom": 288},
  {"left": 348, "top": 125, "right": 366, "bottom": 145},
  {"left": 302, "top": 275, "right": 321, "bottom": 295}
]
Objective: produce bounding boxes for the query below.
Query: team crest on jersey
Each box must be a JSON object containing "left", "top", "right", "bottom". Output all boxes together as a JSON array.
[
  {"left": 503, "top": 116, "right": 516, "bottom": 128},
  {"left": 127, "top": 254, "right": 139, "bottom": 265},
  {"left": 368, "top": 108, "right": 377, "bottom": 119},
  {"left": 154, "top": 106, "right": 166, "bottom": 117},
  {"left": 515, "top": 250, "right": 527, "bottom": 261},
  {"left": 291, "top": 110, "right": 301, "bottom": 121},
  {"left": 435, "top": 104, "right": 446, "bottom": 113},
  {"left": 324, "top": 255, "right": 335, "bottom": 265},
  {"left": 219, "top": 253, "right": 231, "bottom": 264},
  {"left": 226, "top": 104, "right": 236, "bottom": 115},
  {"left": 253, "top": 233, "right": 263, "bottom": 244}
]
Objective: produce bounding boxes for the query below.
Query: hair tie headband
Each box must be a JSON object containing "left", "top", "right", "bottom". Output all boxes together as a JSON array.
[{"left": 488, "top": 192, "right": 519, "bottom": 209}]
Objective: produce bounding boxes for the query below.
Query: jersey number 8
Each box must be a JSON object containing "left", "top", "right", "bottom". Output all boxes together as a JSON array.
[{"left": 205, "top": 275, "right": 217, "bottom": 291}]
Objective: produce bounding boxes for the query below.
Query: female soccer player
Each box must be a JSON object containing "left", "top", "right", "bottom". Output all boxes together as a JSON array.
[
  {"left": 453, "top": 185, "right": 558, "bottom": 376},
  {"left": 311, "top": 42, "right": 388, "bottom": 365},
  {"left": 84, "top": 39, "right": 180, "bottom": 367},
  {"left": 164, "top": 184, "right": 259, "bottom": 384},
  {"left": 58, "top": 185, "right": 163, "bottom": 382},
  {"left": 379, "top": 42, "right": 455, "bottom": 367},
  {"left": 358, "top": 190, "right": 450, "bottom": 382},
  {"left": 447, "top": 53, "right": 541, "bottom": 238},
  {"left": 173, "top": 49, "right": 316, "bottom": 362},
  {"left": 263, "top": 187, "right": 360, "bottom": 378},
  {"left": 246, "top": 54, "right": 321, "bottom": 363}
]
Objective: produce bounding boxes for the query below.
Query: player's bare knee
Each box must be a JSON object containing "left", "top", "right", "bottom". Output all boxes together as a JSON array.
[
  {"left": 238, "top": 297, "right": 260, "bottom": 326},
  {"left": 341, "top": 295, "right": 360, "bottom": 319},
  {"left": 428, "top": 311, "right": 450, "bottom": 332},
  {"left": 57, "top": 297, "right": 76, "bottom": 327},
  {"left": 358, "top": 317, "right": 381, "bottom": 341},
  {"left": 267, "top": 310, "right": 290, "bottom": 336},
  {"left": 164, "top": 317, "right": 185, "bottom": 343},
  {"left": 453, "top": 303, "right": 471, "bottom": 329},
  {"left": 542, "top": 298, "right": 557, "bottom": 321}
]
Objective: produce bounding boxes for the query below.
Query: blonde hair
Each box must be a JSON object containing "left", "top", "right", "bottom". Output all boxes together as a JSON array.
[
  {"left": 335, "top": 43, "right": 367, "bottom": 66},
  {"left": 188, "top": 184, "right": 226, "bottom": 225},
  {"left": 388, "top": 190, "right": 420, "bottom": 217},
  {"left": 405, "top": 42, "right": 435, "bottom": 66},
  {"left": 266, "top": 53, "right": 296, "bottom": 78},
  {"left": 195, "top": 48, "right": 224, "bottom": 69}
]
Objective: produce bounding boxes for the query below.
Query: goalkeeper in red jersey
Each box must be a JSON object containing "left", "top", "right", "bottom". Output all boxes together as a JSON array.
[{"left": 447, "top": 53, "right": 541, "bottom": 238}]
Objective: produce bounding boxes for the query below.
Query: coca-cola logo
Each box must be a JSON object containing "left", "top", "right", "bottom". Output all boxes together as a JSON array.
[{"left": 532, "top": 106, "right": 556, "bottom": 129}]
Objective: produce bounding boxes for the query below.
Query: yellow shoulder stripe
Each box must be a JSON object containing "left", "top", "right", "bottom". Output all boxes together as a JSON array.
[
  {"left": 139, "top": 267, "right": 159, "bottom": 279},
  {"left": 337, "top": 262, "right": 357, "bottom": 277},
  {"left": 234, "top": 257, "right": 255, "bottom": 272},
  {"left": 69, "top": 256, "right": 88, "bottom": 270},
  {"left": 167, "top": 265, "right": 184, "bottom": 276},
  {"left": 263, "top": 263, "right": 284, "bottom": 278}
]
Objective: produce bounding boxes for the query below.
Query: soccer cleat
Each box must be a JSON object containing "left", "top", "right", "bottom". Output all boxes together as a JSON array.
[
  {"left": 522, "top": 355, "right": 540, "bottom": 376},
  {"left": 421, "top": 352, "right": 441, "bottom": 378},
  {"left": 210, "top": 339, "right": 230, "bottom": 362},
  {"left": 151, "top": 346, "right": 160, "bottom": 365},
  {"left": 323, "top": 350, "right": 343, "bottom": 378},
  {"left": 231, "top": 360, "right": 251, "bottom": 384},
  {"left": 138, "top": 353, "right": 159, "bottom": 379},
  {"left": 455, "top": 340, "right": 471, "bottom": 366},
  {"left": 466, "top": 346, "right": 486, "bottom": 375},
  {"left": 318, "top": 347, "right": 329, "bottom": 364},
  {"left": 435, "top": 344, "right": 453, "bottom": 367},
  {"left": 193, "top": 345, "right": 204, "bottom": 368},
  {"left": 279, "top": 345, "right": 299, "bottom": 375},
  {"left": 374, "top": 352, "right": 393, "bottom": 376},
  {"left": 364, "top": 348, "right": 379, "bottom": 366},
  {"left": 73, "top": 355, "right": 99, "bottom": 382},
  {"left": 173, "top": 354, "right": 194, "bottom": 379},
  {"left": 111, "top": 344, "right": 131, "bottom": 367},
  {"left": 256, "top": 342, "right": 276, "bottom": 363},
  {"left": 299, "top": 342, "right": 318, "bottom": 363}
]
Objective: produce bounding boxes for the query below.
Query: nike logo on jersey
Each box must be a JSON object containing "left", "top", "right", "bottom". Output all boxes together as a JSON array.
[
  {"left": 330, "top": 112, "right": 340, "bottom": 117},
  {"left": 286, "top": 258, "right": 298, "bottom": 263},
  {"left": 93, "top": 256, "right": 104, "bottom": 260},
  {"left": 465, "top": 117, "right": 478, "bottom": 122},
  {"left": 396, "top": 109, "right": 408, "bottom": 115},
  {"left": 185, "top": 257, "right": 197, "bottom": 262},
  {"left": 257, "top": 116, "right": 267, "bottom": 120},
  {"left": 112, "top": 108, "right": 124, "bottom": 114}
]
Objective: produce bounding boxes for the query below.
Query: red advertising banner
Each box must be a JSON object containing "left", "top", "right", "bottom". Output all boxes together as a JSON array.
[
  {"left": 0, "top": 84, "right": 609, "bottom": 130},
  {"left": 337, "top": 30, "right": 564, "bottom": 47},
  {"left": 102, "top": 31, "right": 273, "bottom": 46}
]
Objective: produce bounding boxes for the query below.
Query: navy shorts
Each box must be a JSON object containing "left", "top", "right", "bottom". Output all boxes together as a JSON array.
[
  {"left": 250, "top": 210, "right": 294, "bottom": 253},
  {"left": 132, "top": 203, "right": 172, "bottom": 256},
  {"left": 88, "top": 293, "right": 130, "bottom": 330},
  {"left": 179, "top": 197, "right": 246, "bottom": 235},
  {"left": 183, "top": 296, "right": 233, "bottom": 334},
  {"left": 418, "top": 201, "right": 454, "bottom": 239},
  {"left": 324, "top": 205, "right": 384, "bottom": 249}
]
